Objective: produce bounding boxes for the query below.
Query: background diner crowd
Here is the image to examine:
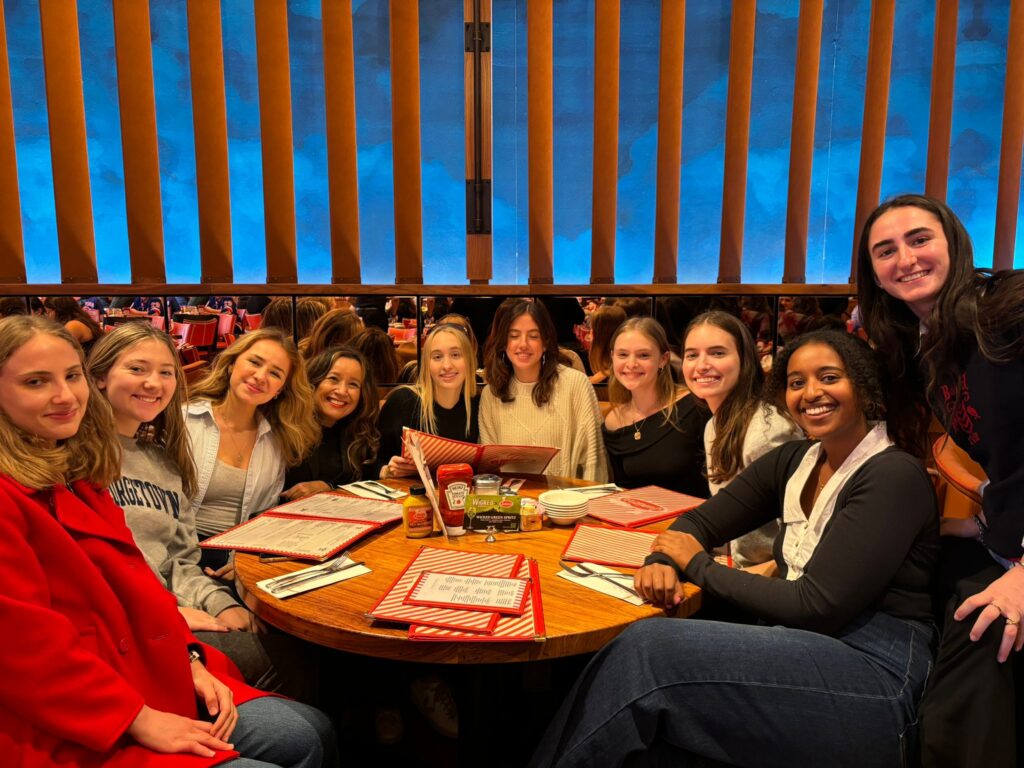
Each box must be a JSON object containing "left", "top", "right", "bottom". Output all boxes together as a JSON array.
[{"left": 0, "top": 195, "right": 1021, "bottom": 767}]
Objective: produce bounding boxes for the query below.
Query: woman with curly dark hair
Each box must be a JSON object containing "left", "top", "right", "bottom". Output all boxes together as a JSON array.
[
  {"left": 857, "top": 194, "right": 1024, "bottom": 767},
  {"left": 533, "top": 330, "right": 938, "bottom": 767},
  {"left": 480, "top": 299, "right": 606, "bottom": 481},
  {"left": 281, "top": 347, "right": 380, "bottom": 499}
]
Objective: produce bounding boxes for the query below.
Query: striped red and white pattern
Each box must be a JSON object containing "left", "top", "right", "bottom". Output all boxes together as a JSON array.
[
  {"left": 401, "top": 428, "right": 481, "bottom": 469},
  {"left": 368, "top": 547, "right": 523, "bottom": 632},
  {"left": 561, "top": 524, "right": 660, "bottom": 569},
  {"left": 585, "top": 485, "right": 704, "bottom": 528},
  {"left": 408, "top": 559, "right": 546, "bottom": 642},
  {"left": 477, "top": 444, "right": 559, "bottom": 474}
]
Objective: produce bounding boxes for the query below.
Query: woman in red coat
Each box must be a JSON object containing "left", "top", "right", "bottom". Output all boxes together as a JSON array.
[{"left": 0, "top": 315, "right": 337, "bottom": 768}]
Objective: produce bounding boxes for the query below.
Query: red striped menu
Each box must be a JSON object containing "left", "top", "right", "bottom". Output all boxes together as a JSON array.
[
  {"left": 585, "top": 485, "right": 704, "bottom": 528},
  {"left": 400, "top": 428, "right": 559, "bottom": 474},
  {"left": 560, "top": 524, "right": 660, "bottom": 569}
]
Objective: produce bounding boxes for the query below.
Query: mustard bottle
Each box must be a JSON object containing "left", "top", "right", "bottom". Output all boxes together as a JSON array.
[{"left": 403, "top": 485, "right": 433, "bottom": 538}]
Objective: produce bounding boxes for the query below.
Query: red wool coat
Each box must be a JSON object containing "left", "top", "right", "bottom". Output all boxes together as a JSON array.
[{"left": 0, "top": 475, "right": 264, "bottom": 767}]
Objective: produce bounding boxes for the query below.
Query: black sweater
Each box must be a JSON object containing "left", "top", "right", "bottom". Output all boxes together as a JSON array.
[
  {"left": 374, "top": 387, "right": 480, "bottom": 476},
  {"left": 646, "top": 441, "right": 939, "bottom": 635},
  {"left": 285, "top": 416, "right": 362, "bottom": 488}
]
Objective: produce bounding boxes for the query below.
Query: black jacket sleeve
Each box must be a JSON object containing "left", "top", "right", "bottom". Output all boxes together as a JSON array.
[{"left": 373, "top": 387, "right": 420, "bottom": 478}]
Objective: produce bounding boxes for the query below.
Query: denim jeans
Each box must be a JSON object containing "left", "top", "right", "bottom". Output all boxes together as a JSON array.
[
  {"left": 531, "top": 611, "right": 933, "bottom": 768},
  {"left": 223, "top": 697, "right": 339, "bottom": 768}
]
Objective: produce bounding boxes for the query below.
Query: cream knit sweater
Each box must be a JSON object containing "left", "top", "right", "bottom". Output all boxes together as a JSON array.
[{"left": 480, "top": 365, "right": 608, "bottom": 482}]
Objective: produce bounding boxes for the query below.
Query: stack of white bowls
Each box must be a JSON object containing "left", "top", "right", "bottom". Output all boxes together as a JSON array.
[{"left": 537, "top": 490, "right": 590, "bottom": 526}]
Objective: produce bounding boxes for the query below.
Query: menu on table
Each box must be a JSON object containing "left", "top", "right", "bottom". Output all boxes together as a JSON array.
[
  {"left": 200, "top": 513, "right": 380, "bottom": 561},
  {"left": 269, "top": 492, "right": 403, "bottom": 524},
  {"left": 585, "top": 485, "right": 704, "bottom": 528},
  {"left": 404, "top": 572, "right": 531, "bottom": 615},
  {"left": 561, "top": 524, "right": 660, "bottom": 569}
]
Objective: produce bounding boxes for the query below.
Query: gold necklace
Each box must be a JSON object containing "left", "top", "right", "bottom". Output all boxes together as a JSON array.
[
  {"left": 632, "top": 403, "right": 650, "bottom": 441},
  {"left": 215, "top": 409, "right": 256, "bottom": 465}
]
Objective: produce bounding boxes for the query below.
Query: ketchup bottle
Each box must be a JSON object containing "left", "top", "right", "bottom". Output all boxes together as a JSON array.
[{"left": 436, "top": 463, "right": 473, "bottom": 535}]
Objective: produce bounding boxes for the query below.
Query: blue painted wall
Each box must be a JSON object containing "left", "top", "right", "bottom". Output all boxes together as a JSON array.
[{"left": 5, "top": 0, "right": 1021, "bottom": 285}]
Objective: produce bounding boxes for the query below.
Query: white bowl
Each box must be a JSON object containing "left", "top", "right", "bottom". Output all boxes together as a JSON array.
[
  {"left": 538, "top": 490, "right": 589, "bottom": 508},
  {"left": 546, "top": 511, "right": 587, "bottom": 526}
]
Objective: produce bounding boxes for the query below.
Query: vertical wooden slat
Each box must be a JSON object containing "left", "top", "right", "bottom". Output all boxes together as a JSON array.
[
  {"left": 323, "top": 0, "right": 361, "bottom": 284},
  {"left": 39, "top": 0, "right": 97, "bottom": 283},
  {"left": 994, "top": 0, "right": 1024, "bottom": 271},
  {"left": 850, "top": 0, "right": 895, "bottom": 280},
  {"left": 782, "top": 0, "right": 824, "bottom": 284},
  {"left": 255, "top": 0, "right": 297, "bottom": 284},
  {"left": 0, "top": 1, "right": 25, "bottom": 281},
  {"left": 465, "top": 0, "right": 492, "bottom": 284},
  {"left": 112, "top": 0, "right": 165, "bottom": 283},
  {"left": 652, "top": 0, "right": 685, "bottom": 284},
  {"left": 389, "top": 0, "right": 424, "bottom": 284},
  {"left": 718, "top": 0, "right": 757, "bottom": 284},
  {"left": 187, "top": 0, "right": 232, "bottom": 283},
  {"left": 527, "top": 0, "right": 553, "bottom": 284},
  {"left": 924, "top": 0, "right": 958, "bottom": 201},
  {"left": 590, "top": 0, "right": 620, "bottom": 285}
]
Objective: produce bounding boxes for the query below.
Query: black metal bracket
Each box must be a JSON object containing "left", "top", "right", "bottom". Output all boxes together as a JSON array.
[
  {"left": 466, "top": 179, "right": 492, "bottom": 235},
  {"left": 465, "top": 21, "right": 491, "bottom": 52}
]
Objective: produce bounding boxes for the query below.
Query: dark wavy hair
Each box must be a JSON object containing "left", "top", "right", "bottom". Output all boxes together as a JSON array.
[
  {"left": 483, "top": 298, "right": 561, "bottom": 406},
  {"left": 856, "top": 194, "right": 1024, "bottom": 454},
  {"left": 305, "top": 346, "right": 380, "bottom": 480},
  {"left": 765, "top": 330, "right": 908, "bottom": 449},
  {"left": 684, "top": 310, "right": 785, "bottom": 484},
  {"left": 44, "top": 297, "right": 104, "bottom": 340}
]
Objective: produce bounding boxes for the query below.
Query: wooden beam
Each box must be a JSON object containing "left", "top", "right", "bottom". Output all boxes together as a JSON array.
[
  {"left": 590, "top": 0, "right": 620, "bottom": 285},
  {"left": 782, "top": 0, "right": 823, "bottom": 284},
  {"left": 0, "top": 0, "right": 25, "bottom": 282},
  {"left": 255, "top": 0, "right": 298, "bottom": 283},
  {"left": 389, "top": 0, "right": 424, "bottom": 284},
  {"left": 323, "top": 0, "right": 361, "bottom": 283},
  {"left": 465, "top": 0, "right": 493, "bottom": 284},
  {"left": 653, "top": 0, "right": 685, "bottom": 284},
  {"left": 850, "top": 0, "right": 895, "bottom": 280},
  {"left": 718, "top": 0, "right": 757, "bottom": 284},
  {"left": 924, "top": 0, "right": 958, "bottom": 201},
  {"left": 187, "top": 0, "right": 233, "bottom": 283},
  {"left": 113, "top": 0, "right": 166, "bottom": 283},
  {"left": 994, "top": 0, "right": 1024, "bottom": 271},
  {"left": 39, "top": 0, "right": 97, "bottom": 283},
  {"left": 527, "top": 0, "right": 554, "bottom": 284}
]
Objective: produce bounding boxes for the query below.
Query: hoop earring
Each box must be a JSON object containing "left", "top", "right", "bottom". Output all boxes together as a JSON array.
[{"left": 541, "top": 353, "right": 546, "bottom": 367}]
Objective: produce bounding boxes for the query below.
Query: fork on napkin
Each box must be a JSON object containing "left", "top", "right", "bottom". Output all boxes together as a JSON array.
[
  {"left": 258, "top": 555, "right": 371, "bottom": 598},
  {"left": 338, "top": 481, "right": 407, "bottom": 500},
  {"left": 557, "top": 562, "right": 644, "bottom": 606}
]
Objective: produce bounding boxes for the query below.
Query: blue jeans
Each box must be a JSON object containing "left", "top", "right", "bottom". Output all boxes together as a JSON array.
[
  {"left": 531, "top": 611, "right": 933, "bottom": 768},
  {"left": 224, "top": 697, "right": 339, "bottom": 768}
]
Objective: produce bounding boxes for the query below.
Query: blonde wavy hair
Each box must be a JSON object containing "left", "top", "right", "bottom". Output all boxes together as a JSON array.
[
  {"left": 0, "top": 316, "right": 120, "bottom": 488},
  {"left": 87, "top": 322, "right": 199, "bottom": 499},
  {"left": 415, "top": 324, "right": 478, "bottom": 437},
  {"left": 189, "top": 329, "right": 319, "bottom": 467}
]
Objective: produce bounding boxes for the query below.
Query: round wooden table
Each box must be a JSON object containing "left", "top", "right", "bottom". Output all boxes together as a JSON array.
[{"left": 235, "top": 475, "right": 701, "bottom": 664}]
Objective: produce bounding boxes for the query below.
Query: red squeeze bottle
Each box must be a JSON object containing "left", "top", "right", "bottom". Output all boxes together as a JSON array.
[{"left": 436, "top": 463, "right": 473, "bottom": 536}]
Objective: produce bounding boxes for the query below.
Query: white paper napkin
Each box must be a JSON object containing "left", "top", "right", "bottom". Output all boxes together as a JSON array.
[
  {"left": 338, "top": 481, "right": 408, "bottom": 500},
  {"left": 258, "top": 555, "right": 371, "bottom": 598},
  {"left": 556, "top": 562, "right": 643, "bottom": 606}
]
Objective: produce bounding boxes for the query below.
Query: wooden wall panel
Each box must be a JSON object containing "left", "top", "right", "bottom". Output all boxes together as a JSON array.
[
  {"left": 850, "top": 0, "right": 895, "bottom": 279},
  {"left": 924, "top": 0, "right": 958, "bottom": 201},
  {"left": 994, "top": 0, "right": 1024, "bottom": 271},
  {"left": 465, "top": 0, "right": 493, "bottom": 284},
  {"left": 187, "top": 0, "right": 233, "bottom": 282},
  {"left": 653, "top": 0, "right": 685, "bottom": 284},
  {"left": 39, "top": 0, "right": 97, "bottom": 283},
  {"left": 113, "top": 0, "right": 165, "bottom": 283},
  {"left": 322, "top": 0, "right": 362, "bottom": 284},
  {"left": 0, "top": 1, "right": 25, "bottom": 282},
  {"left": 783, "top": 0, "right": 824, "bottom": 284},
  {"left": 590, "top": 0, "right": 620, "bottom": 285},
  {"left": 718, "top": 0, "right": 757, "bottom": 284},
  {"left": 255, "top": 0, "right": 298, "bottom": 284},
  {"left": 390, "top": 0, "right": 424, "bottom": 284},
  {"left": 527, "top": 0, "right": 554, "bottom": 284}
]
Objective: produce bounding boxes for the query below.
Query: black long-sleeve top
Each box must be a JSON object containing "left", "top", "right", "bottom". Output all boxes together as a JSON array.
[
  {"left": 374, "top": 387, "right": 480, "bottom": 477},
  {"left": 646, "top": 441, "right": 938, "bottom": 635},
  {"left": 285, "top": 416, "right": 362, "bottom": 488}
]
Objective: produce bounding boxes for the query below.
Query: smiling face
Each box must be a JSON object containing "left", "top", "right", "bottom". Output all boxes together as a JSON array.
[
  {"left": 98, "top": 339, "right": 177, "bottom": 437},
  {"left": 868, "top": 206, "right": 951, "bottom": 320},
  {"left": 427, "top": 330, "right": 467, "bottom": 395},
  {"left": 784, "top": 342, "right": 868, "bottom": 448},
  {"left": 228, "top": 339, "right": 291, "bottom": 407},
  {"left": 682, "top": 324, "right": 741, "bottom": 413},
  {"left": 505, "top": 313, "right": 545, "bottom": 382},
  {"left": 315, "top": 356, "right": 362, "bottom": 426},
  {"left": 611, "top": 330, "right": 668, "bottom": 396},
  {"left": 0, "top": 333, "right": 89, "bottom": 444}
]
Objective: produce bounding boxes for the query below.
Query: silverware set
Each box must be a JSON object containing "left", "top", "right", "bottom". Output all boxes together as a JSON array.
[
  {"left": 352, "top": 480, "right": 403, "bottom": 499},
  {"left": 267, "top": 554, "right": 366, "bottom": 595},
  {"left": 559, "top": 561, "right": 641, "bottom": 599}
]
